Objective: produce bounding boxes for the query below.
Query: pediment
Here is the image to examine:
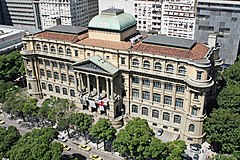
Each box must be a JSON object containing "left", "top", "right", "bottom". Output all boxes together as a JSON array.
[{"left": 72, "top": 60, "right": 109, "bottom": 74}]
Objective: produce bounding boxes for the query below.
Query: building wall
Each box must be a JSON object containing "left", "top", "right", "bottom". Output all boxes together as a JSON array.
[
  {"left": 39, "top": 0, "right": 98, "bottom": 30},
  {"left": 161, "top": 0, "right": 196, "bottom": 39},
  {"left": 21, "top": 31, "right": 222, "bottom": 144},
  {"left": 195, "top": 0, "right": 240, "bottom": 65},
  {"left": 1, "top": 0, "right": 41, "bottom": 29}
]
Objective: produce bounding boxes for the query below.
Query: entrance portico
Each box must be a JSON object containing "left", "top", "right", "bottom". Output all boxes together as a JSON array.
[{"left": 71, "top": 56, "right": 122, "bottom": 119}]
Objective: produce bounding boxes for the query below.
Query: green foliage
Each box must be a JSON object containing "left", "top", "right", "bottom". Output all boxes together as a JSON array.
[
  {"left": 217, "top": 84, "right": 240, "bottom": 113},
  {"left": 90, "top": 118, "right": 116, "bottom": 150},
  {"left": 204, "top": 108, "right": 240, "bottom": 154},
  {"left": 213, "top": 154, "right": 238, "bottom": 160},
  {"left": 22, "top": 98, "right": 38, "bottom": 118},
  {"left": 0, "top": 80, "right": 15, "bottom": 103},
  {"left": 0, "top": 126, "right": 21, "bottom": 159},
  {"left": 6, "top": 128, "right": 62, "bottom": 160},
  {"left": 166, "top": 140, "right": 186, "bottom": 160},
  {"left": 0, "top": 50, "right": 25, "bottom": 81},
  {"left": 112, "top": 118, "right": 155, "bottom": 159},
  {"left": 222, "top": 58, "right": 240, "bottom": 86},
  {"left": 57, "top": 117, "right": 71, "bottom": 138}
]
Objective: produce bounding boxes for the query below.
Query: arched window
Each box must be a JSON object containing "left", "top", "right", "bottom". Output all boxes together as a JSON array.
[
  {"left": 163, "top": 112, "right": 170, "bottom": 121},
  {"left": 66, "top": 48, "right": 72, "bottom": 55},
  {"left": 166, "top": 64, "right": 174, "bottom": 72},
  {"left": 178, "top": 66, "right": 186, "bottom": 74},
  {"left": 152, "top": 110, "right": 159, "bottom": 118},
  {"left": 70, "top": 89, "right": 75, "bottom": 97},
  {"left": 43, "top": 45, "right": 48, "bottom": 52},
  {"left": 58, "top": 47, "right": 63, "bottom": 54},
  {"left": 155, "top": 62, "right": 162, "bottom": 70},
  {"left": 41, "top": 82, "right": 46, "bottom": 90},
  {"left": 36, "top": 44, "right": 41, "bottom": 51},
  {"left": 55, "top": 86, "right": 60, "bottom": 93},
  {"left": 143, "top": 60, "right": 150, "bottom": 68},
  {"left": 48, "top": 84, "right": 53, "bottom": 91},
  {"left": 142, "top": 107, "right": 148, "bottom": 116},
  {"left": 28, "top": 83, "right": 32, "bottom": 90},
  {"left": 132, "top": 58, "right": 139, "bottom": 67},
  {"left": 50, "top": 46, "right": 56, "bottom": 53},
  {"left": 174, "top": 115, "right": 181, "bottom": 124},
  {"left": 63, "top": 88, "right": 68, "bottom": 95},
  {"left": 189, "top": 124, "right": 195, "bottom": 132},
  {"left": 132, "top": 105, "right": 138, "bottom": 113}
]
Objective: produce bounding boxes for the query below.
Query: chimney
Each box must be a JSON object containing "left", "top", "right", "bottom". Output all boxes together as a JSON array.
[{"left": 208, "top": 33, "right": 218, "bottom": 47}]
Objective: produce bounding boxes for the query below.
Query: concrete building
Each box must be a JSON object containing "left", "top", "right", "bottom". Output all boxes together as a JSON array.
[
  {"left": 0, "top": 25, "right": 25, "bottom": 54},
  {"left": 161, "top": 0, "right": 197, "bottom": 39},
  {"left": 195, "top": 0, "right": 240, "bottom": 65},
  {"left": 1, "top": 0, "right": 42, "bottom": 30},
  {"left": 39, "top": 0, "right": 98, "bottom": 30},
  {"left": 21, "top": 9, "right": 222, "bottom": 144}
]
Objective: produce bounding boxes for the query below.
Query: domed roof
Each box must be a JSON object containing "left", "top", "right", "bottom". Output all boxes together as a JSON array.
[{"left": 88, "top": 9, "right": 137, "bottom": 32}]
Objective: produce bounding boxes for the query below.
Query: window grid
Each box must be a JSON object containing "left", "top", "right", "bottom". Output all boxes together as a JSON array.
[
  {"left": 132, "top": 89, "right": 139, "bottom": 98},
  {"left": 153, "top": 81, "right": 161, "bottom": 88},
  {"left": 165, "top": 83, "right": 173, "bottom": 91},
  {"left": 142, "top": 107, "right": 148, "bottom": 116},
  {"left": 152, "top": 110, "right": 159, "bottom": 118},
  {"left": 164, "top": 96, "right": 172, "bottom": 105},
  {"left": 153, "top": 93, "right": 161, "bottom": 102},
  {"left": 143, "top": 79, "right": 150, "bottom": 86},
  {"left": 176, "top": 85, "right": 185, "bottom": 93},
  {"left": 163, "top": 112, "right": 170, "bottom": 121},
  {"left": 143, "top": 91, "right": 150, "bottom": 100},
  {"left": 132, "top": 105, "right": 138, "bottom": 113},
  {"left": 174, "top": 115, "right": 181, "bottom": 124},
  {"left": 132, "top": 76, "right": 139, "bottom": 84},
  {"left": 175, "top": 98, "right": 183, "bottom": 108}
]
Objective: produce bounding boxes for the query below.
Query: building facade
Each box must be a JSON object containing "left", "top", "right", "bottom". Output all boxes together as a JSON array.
[
  {"left": 1, "top": 0, "right": 42, "bottom": 29},
  {"left": 39, "top": 0, "right": 98, "bottom": 30},
  {"left": 21, "top": 9, "right": 222, "bottom": 144},
  {"left": 195, "top": 0, "right": 240, "bottom": 65},
  {"left": 161, "top": 0, "right": 197, "bottom": 39}
]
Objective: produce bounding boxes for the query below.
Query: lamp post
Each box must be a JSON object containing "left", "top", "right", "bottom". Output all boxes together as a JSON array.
[{"left": 121, "top": 108, "right": 124, "bottom": 125}]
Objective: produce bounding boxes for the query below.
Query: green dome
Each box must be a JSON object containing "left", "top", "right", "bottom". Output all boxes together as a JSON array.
[{"left": 88, "top": 9, "right": 137, "bottom": 32}]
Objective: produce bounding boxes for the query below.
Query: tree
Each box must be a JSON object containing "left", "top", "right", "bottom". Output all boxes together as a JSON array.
[
  {"left": 90, "top": 118, "right": 116, "bottom": 150},
  {"left": 112, "top": 118, "right": 155, "bottom": 159},
  {"left": 217, "top": 84, "right": 240, "bottom": 113},
  {"left": 166, "top": 140, "right": 186, "bottom": 160},
  {"left": 0, "top": 50, "right": 25, "bottom": 82},
  {"left": 222, "top": 57, "right": 240, "bottom": 86},
  {"left": 213, "top": 154, "right": 238, "bottom": 160},
  {"left": 70, "top": 113, "right": 93, "bottom": 144},
  {"left": 7, "top": 128, "right": 63, "bottom": 160},
  {"left": 22, "top": 98, "right": 39, "bottom": 122},
  {"left": 0, "top": 126, "right": 21, "bottom": 159},
  {"left": 57, "top": 118, "right": 71, "bottom": 138},
  {"left": 144, "top": 137, "right": 168, "bottom": 160},
  {"left": 204, "top": 108, "right": 240, "bottom": 154},
  {"left": 0, "top": 80, "right": 15, "bottom": 103}
]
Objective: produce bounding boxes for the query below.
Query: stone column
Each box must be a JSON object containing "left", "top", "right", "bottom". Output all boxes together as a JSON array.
[
  {"left": 74, "top": 72, "right": 78, "bottom": 91},
  {"left": 139, "top": 76, "right": 142, "bottom": 100},
  {"left": 79, "top": 73, "right": 83, "bottom": 91},
  {"left": 58, "top": 62, "right": 62, "bottom": 82},
  {"left": 86, "top": 74, "right": 90, "bottom": 94},
  {"left": 96, "top": 76, "right": 100, "bottom": 96},
  {"left": 50, "top": 61, "right": 54, "bottom": 79},
  {"left": 172, "top": 84, "right": 177, "bottom": 109},
  {"left": 161, "top": 83, "right": 164, "bottom": 105},
  {"left": 111, "top": 78, "right": 114, "bottom": 100},
  {"left": 31, "top": 59, "right": 36, "bottom": 78},
  {"left": 66, "top": 63, "right": 69, "bottom": 84},
  {"left": 150, "top": 79, "right": 153, "bottom": 102},
  {"left": 106, "top": 77, "right": 109, "bottom": 99},
  {"left": 199, "top": 93, "right": 206, "bottom": 116},
  {"left": 43, "top": 60, "right": 47, "bottom": 79}
]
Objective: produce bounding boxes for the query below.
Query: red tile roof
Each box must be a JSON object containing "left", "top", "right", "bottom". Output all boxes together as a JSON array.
[{"left": 34, "top": 31, "right": 209, "bottom": 60}]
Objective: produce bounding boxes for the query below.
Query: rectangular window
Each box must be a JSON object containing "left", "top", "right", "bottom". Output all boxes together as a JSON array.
[
  {"left": 191, "top": 108, "right": 198, "bottom": 116},
  {"left": 53, "top": 62, "right": 58, "bottom": 68},
  {"left": 197, "top": 71, "right": 202, "bottom": 80},
  {"left": 60, "top": 63, "right": 65, "bottom": 69},
  {"left": 45, "top": 60, "right": 50, "bottom": 66},
  {"left": 143, "top": 91, "right": 150, "bottom": 100},
  {"left": 165, "top": 83, "right": 173, "bottom": 91},
  {"left": 69, "top": 75, "right": 75, "bottom": 83},
  {"left": 164, "top": 96, "right": 172, "bottom": 105},
  {"left": 40, "top": 69, "right": 45, "bottom": 77},
  {"left": 176, "top": 85, "right": 185, "bottom": 93},
  {"left": 74, "top": 50, "right": 78, "bottom": 57},
  {"left": 54, "top": 72, "right": 59, "bottom": 79},
  {"left": 194, "top": 93, "right": 199, "bottom": 100},
  {"left": 153, "top": 81, "right": 161, "bottom": 88},
  {"left": 47, "top": 71, "right": 52, "bottom": 78},
  {"left": 121, "top": 57, "right": 126, "bottom": 65},
  {"left": 153, "top": 93, "right": 161, "bottom": 102},
  {"left": 132, "top": 105, "right": 138, "bottom": 113},
  {"left": 39, "top": 59, "right": 43, "bottom": 64},
  {"left": 132, "top": 76, "right": 139, "bottom": 84},
  {"left": 142, "top": 107, "right": 148, "bottom": 116},
  {"left": 61, "top": 74, "right": 67, "bottom": 81},
  {"left": 175, "top": 98, "right": 183, "bottom": 108},
  {"left": 132, "top": 89, "right": 139, "bottom": 98},
  {"left": 143, "top": 79, "right": 150, "bottom": 86}
]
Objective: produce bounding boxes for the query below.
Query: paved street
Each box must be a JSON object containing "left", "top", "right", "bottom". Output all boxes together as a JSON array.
[{"left": 0, "top": 113, "right": 124, "bottom": 160}]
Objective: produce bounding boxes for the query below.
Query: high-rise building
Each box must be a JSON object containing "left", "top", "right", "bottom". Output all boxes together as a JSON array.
[
  {"left": 21, "top": 9, "right": 222, "bottom": 144},
  {"left": 195, "top": 0, "right": 240, "bottom": 65},
  {"left": 134, "top": 0, "right": 162, "bottom": 32},
  {"left": 39, "top": 0, "right": 98, "bottom": 30},
  {"left": 1, "top": 0, "right": 42, "bottom": 29},
  {"left": 161, "top": 0, "right": 197, "bottom": 39}
]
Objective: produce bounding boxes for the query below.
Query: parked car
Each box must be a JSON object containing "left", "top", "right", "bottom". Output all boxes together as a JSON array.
[
  {"left": 61, "top": 143, "right": 71, "bottom": 151},
  {"left": 90, "top": 154, "right": 103, "bottom": 160},
  {"left": 156, "top": 128, "right": 164, "bottom": 136},
  {"left": 0, "top": 119, "right": 5, "bottom": 124},
  {"left": 190, "top": 146, "right": 201, "bottom": 154},
  {"left": 182, "top": 154, "right": 192, "bottom": 160},
  {"left": 193, "top": 153, "right": 199, "bottom": 160},
  {"left": 58, "top": 135, "right": 67, "bottom": 142},
  {"left": 79, "top": 144, "right": 91, "bottom": 151},
  {"left": 190, "top": 144, "right": 202, "bottom": 150}
]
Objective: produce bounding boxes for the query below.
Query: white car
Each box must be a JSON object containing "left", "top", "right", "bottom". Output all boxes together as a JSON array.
[{"left": 58, "top": 135, "right": 67, "bottom": 142}]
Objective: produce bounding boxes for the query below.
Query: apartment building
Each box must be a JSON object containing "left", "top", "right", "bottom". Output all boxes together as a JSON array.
[
  {"left": 39, "top": 0, "right": 98, "bottom": 30},
  {"left": 1, "top": 0, "right": 42, "bottom": 29},
  {"left": 195, "top": 0, "right": 240, "bottom": 65},
  {"left": 21, "top": 9, "right": 222, "bottom": 144},
  {"left": 161, "top": 0, "right": 197, "bottom": 39}
]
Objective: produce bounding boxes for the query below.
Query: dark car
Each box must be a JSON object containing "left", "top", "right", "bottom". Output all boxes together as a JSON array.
[
  {"left": 193, "top": 153, "right": 199, "bottom": 160},
  {"left": 156, "top": 128, "right": 164, "bottom": 136},
  {"left": 182, "top": 154, "right": 192, "bottom": 160}
]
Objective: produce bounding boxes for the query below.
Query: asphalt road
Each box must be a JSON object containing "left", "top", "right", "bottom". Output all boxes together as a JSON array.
[{"left": 0, "top": 113, "right": 124, "bottom": 160}]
